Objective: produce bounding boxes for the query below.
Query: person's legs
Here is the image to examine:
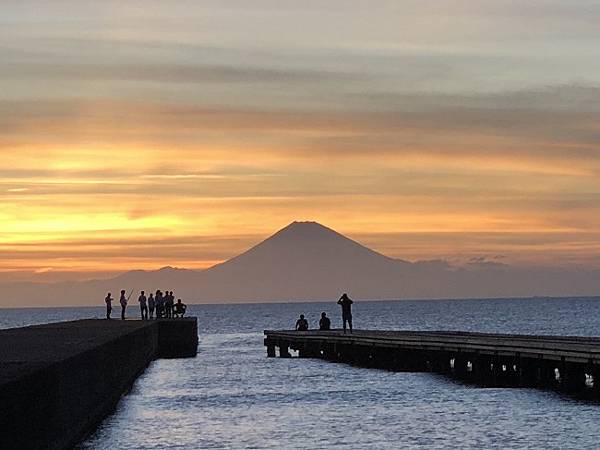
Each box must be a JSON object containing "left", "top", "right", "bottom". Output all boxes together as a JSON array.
[
  {"left": 106, "top": 306, "right": 111, "bottom": 319},
  {"left": 348, "top": 315, "right": 353, "bottom": 333},
  {"left": 121, "top": 305, "right": 125, "bottom": 320},
  {"left": 342, "top": 316, "right": 347, "bottom": 333}
]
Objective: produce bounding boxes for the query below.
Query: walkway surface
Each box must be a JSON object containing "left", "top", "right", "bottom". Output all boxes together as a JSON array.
[{"left": 0, "top": 320, "right": 154, "bottom": 384}]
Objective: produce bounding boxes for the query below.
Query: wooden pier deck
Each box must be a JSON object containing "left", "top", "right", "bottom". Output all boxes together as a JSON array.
[{"left": 264, "top": 330, "right": 600, "bottom": 397}]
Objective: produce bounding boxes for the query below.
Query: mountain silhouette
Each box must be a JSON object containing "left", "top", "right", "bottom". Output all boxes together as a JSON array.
[
  {"left": 197, "top": 221, "right": 411, "bottom": 301},
  {"left": 2, "top": 221, "right": 600, "bottom": 306}
]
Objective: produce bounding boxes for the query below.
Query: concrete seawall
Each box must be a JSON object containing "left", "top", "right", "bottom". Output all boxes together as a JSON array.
[{"left": 0, "top": 319, "right": 198, "bottom": 450}]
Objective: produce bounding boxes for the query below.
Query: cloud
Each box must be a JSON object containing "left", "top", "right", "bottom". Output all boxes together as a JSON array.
[
  {"left": 2, "top": 1, "right": 600, "bottom": 278},
  {"left": 0, "top": 62, "right": 357, "bottom": 85}
]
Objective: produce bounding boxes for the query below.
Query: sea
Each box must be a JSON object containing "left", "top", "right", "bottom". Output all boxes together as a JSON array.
[{"left": 3, "top": 297, "right": 600, "bottom": 449}]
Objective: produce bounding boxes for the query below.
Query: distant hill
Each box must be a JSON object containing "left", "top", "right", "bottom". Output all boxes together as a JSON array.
[{"left": 2, "top": 221, "right": 600, "bottom": 307}]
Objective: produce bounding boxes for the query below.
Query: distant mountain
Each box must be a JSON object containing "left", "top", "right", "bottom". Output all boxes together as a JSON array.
[
  {"left": 197, "top": 221, "right": 411, "bottom": 300},
  {"left": 2, "top": 221, "right": 600, "bottom": 307}
]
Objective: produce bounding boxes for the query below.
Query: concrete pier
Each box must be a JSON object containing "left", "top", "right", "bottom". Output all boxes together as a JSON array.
[
  {"left": 264, "top": 330, "right": 600, "bottom": 398},
  {"left": 0, "top": 318, "right": 198, "bottom": 450}
]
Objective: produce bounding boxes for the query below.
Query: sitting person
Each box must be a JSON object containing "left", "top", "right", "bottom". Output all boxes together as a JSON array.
[
  {"left": 295, "top": 314, "right": 309, "bottom": 331},
  {"left": 319, "top": 312, "right": 331, "bottom": 330},
  {"left": 173, "top": 299, "right": 187, "bottom": 318}
]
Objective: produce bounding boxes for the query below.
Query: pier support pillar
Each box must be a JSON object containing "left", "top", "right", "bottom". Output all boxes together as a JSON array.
[
  {"left": 322, "top": 343, "right": 337, "bottom": 361},
  {"left": 266, "top": 343, "right": 276, "bottom": 357},
  {"left": 395, "top": 350, "right": 427, "bottom": 371},
  {"left": 452, "top": 355, "right": 469, "bottom": 379},
  {"left": 338, "top": 344, "right": 355, "bottom": 364},
  {"left": 590, "top": 366, "right": 600, "bottom": 397},
  {"left": 561, "top": 362, "right": 587, "bottom": 393},
  {"left": 298, "top": 342, "right": 321, "bottom": 358},
  {"left": 518, "top": 358, "right": 539, "bottom": 387},
  {"left": 501, "top": 357, "right": 520, "bottom": 387},
  {"left": 471, "top": 354, "right": 492, "bottom": 385},
  {"left": 279, "top": 344, "right": 291, "bottom": 358},
  {"left": 429, "top": 351, "right": 452, "bottom": 374}
]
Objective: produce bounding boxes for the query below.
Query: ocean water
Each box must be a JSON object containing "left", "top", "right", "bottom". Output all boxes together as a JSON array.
[{"left": 3, "top": 297, "right": 600, "bottom": 449}]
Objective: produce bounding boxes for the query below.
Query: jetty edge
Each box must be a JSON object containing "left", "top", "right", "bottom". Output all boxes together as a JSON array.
[
  {"left": 0, "top": 318, "right": 198, "bottom": 450},
  {"left": 265, "top": 329, "right": 600, "bottom": 397}
]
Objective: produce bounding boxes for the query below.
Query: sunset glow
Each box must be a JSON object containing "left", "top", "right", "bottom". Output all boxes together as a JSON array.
[{"left": 2, "top": 1, "right": 600, "bottom": 280}]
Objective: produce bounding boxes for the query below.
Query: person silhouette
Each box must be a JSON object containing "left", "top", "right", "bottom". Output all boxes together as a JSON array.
[
  {"left": 155, "top": 290, "right": 163, "bottom": 318},
  {"left": 295, "top": 314, "right": 309, "bottom": 331},
  {"left": 174, "top": 299, "right": 187, "bottom": 318},
  {"left": 166, "top": 291, "right": 175, "bottom": 318},
  {"left": 337, "top": 293, "right": 353, "bottom": 333},
  {"left": 138, "top": 290, "right": 148, "bottom": 320},
  {"left": 105, "top": 292, "right": 113, "bottom": 319},
  {"left": 319, "top": 312, "right": 331, "bottom": 331},
  {"left": 164, "top": 289, "right": 172, "bottom": 318},
  {"left": 148, "top": 293, "right": 155, "bottom": 319},
  {"left": 120, "top": 290, "right": 128, "bottom": 320}
]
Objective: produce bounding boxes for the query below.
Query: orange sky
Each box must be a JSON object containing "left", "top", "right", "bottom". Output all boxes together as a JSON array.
[{"left": 2, "top": 1, "right": 600, "bottom": 281}]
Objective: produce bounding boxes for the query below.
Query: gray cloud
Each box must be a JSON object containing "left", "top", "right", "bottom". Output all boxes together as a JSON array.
[{"left": 0, "top": 62, "right": 358, "bottom": 85}]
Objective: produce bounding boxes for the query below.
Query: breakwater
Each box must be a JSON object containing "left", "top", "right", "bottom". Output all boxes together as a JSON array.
[
  {"left": 265, "top": 329, "right": 600, "bottom": 398},
  {"left": 0, "top": 319, "right": 197, "bottom": 450}
]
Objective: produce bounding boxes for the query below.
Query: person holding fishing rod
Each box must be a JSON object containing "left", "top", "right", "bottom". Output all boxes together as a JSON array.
[{"left": 120, "top": 289, "right": 133, "bottom": 320}]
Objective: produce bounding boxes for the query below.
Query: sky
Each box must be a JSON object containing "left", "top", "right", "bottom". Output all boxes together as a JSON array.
[{"left": 2, "top": 0, "right": 600, "bottom": 282}]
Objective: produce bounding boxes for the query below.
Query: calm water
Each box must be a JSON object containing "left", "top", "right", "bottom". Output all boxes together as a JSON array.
[{"left": 3, "top": 297, "right": 600, "bottom": 449}]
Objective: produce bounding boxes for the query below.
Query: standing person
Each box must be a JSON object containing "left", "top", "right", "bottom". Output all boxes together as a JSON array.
[
  {"left": 120, "top": 290, "right": 128, "bottom": 320},
  {"left": 138, "top": 290, "right": 148, "bottom": 320},
  {"left": 164, "top": 290, "right": 170, "bottom": 318},
  {"left": 148, "top": 292, "right": 155, "bottom": 319},
  {"left": 163, "top": 290, "right": 168, "bottom": 318},
  {"left": 295, "top": 314, "right": 309, "bottom": 331},
  {"left": 155, "top": 290, "right": 163, "bottom": 318},
  {"left": 169, "top": 291, "right": 175, "bottom": 317},
  {"left": 105, "top": 292, "right": 113, "bottom": 319},
  {"left": 319, "top": 312, "right": 331, "bottom": 330},
  {"left": 337, "top": 293, "right": 354, "bottom": 333},
  {"left": 165, "top": 290, "right": 174, "bottom": 318}
]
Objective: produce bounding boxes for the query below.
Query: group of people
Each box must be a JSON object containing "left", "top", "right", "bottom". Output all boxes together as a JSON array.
[
  {"left": 104, "top": 289, "right": 187, "bottom": 320},
  {"left": 295, "top": 293, "right": 354, "bottom": 333}
]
